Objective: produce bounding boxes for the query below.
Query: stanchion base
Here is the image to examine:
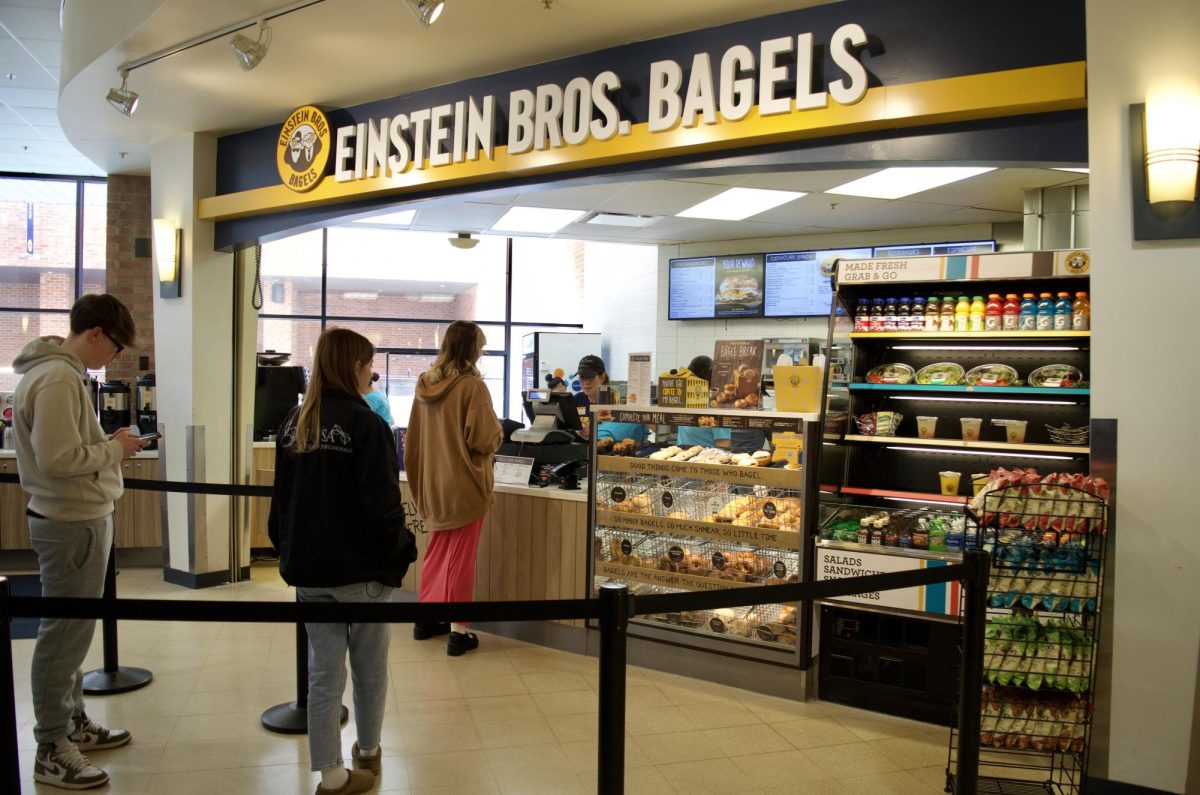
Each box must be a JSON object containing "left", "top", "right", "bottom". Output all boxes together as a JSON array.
[
  {"left": 260, "top": 702, "right": 348, "bottom": 735},
  {"left": 82, "top": 667, "right": 153, "bottom": 695}
]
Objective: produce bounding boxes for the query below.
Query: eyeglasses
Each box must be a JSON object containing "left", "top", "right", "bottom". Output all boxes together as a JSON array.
[{"left": 101, "top": 330, "right": 124, "bottom": 355}]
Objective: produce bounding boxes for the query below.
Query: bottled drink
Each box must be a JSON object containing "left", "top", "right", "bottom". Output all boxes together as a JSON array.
[
  {"left": 896, "top": 297, "right": 911, "bottom": 331},
  {"left": 925, "top": 297, "right": 940, "bottom": 331},
  {"left": 857, "top": 519, "right": 870, "bottom": 545},
  {"left": 969, "top": 295, "right": 986, "bottom": 332},
  {"left": 883, "top": 297, "right": 897, "bottom": 331},
  {"left": 911, "top": 297, "right": 925, "bottom": 332},
  {"left": 1019, "top": 293, "right": 1037, "bottom": 331},
  {"left": 940, "top": 298, "right": 955, "bottom": 332},
  {"left": 954, "top": 296, "right": 970, "bottom": 332},
  {"left": 1054, "top": 292, "right": 1072, "bottom": 331},
  {"left": 1002, "top": 293, "right": 1020, "bottom": 331},
  {"left": 871, "top": 519, "right": 884, "bottom": 545},
  {"left": 870, "top": 298, "right": 885, "bottom": 332},
  {"left": 834, "top": 306, "right": 852, "bottom": 332},
  {"left": 912, "top": 519, "right": 930, "bottom": 550},
  {"left": 1072, "top": 291, "right": 1091, "bottom": 331},
  {"left": 985, "top": 293, "right": 1002, "bottom": 332},
  {"left": 883, "top": 519, "right": 899, "bottom": 547},
  {"left": 854, "top": 298, "right": 871, "bottom": 332},
  {"left": 1036, "top": 292, "right": 1055, "bottom": 330}
]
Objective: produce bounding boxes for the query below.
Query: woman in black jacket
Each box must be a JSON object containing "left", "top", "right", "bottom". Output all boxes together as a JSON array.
[{"left": 269, "top": 327, "right": 415, "bottom": 795}]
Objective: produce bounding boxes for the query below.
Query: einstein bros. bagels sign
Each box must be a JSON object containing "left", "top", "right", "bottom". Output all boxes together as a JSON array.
[{"left": 277, "top": 105, "right": 331, "bottom": 192}]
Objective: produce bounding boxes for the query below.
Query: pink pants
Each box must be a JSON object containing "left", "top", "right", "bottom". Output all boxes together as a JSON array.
[{"left": 418, "top": 517, "right": 484, "bottom": 626}]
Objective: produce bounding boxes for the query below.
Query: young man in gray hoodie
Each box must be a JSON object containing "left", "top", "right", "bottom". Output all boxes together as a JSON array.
[{"left": 11, "top": 294, "right": 147, "bottom": 790}]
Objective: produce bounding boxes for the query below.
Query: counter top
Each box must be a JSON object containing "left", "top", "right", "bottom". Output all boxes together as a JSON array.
[{"left": 397, "top": 471, "right": 587, "bottom": 502}]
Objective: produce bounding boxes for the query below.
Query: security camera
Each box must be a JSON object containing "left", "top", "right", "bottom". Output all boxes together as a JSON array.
[{"left": 448, "top": 232, "right": 479, "bottom": 250}]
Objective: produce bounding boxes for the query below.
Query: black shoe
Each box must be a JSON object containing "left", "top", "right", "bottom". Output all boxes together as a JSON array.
[
  {"left": 413, "top": 622, "right": 451, "bottom": 641},
  {"left": 447, "top": 631, "right": 479, "bottom": 657}
]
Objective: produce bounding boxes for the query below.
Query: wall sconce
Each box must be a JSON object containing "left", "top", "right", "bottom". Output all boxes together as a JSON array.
[
  {"left": 1144, "top": 92, "right": 1200, "bottom": 207},
  {"left": 153, "top": 219, "right": 182, "bottom": 298}
]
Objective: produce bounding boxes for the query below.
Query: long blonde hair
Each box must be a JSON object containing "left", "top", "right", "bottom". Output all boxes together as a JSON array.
[
  {"left": 292, "top": 327, "right": 374, "bottom": 453},
  {"left": 425, "top": 320, "right": 485, "bottom": 385}
]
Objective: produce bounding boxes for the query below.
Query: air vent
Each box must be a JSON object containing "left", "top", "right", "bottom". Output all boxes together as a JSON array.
[{"left": 583, "top": 212, "right": 659, "bottom": 228}]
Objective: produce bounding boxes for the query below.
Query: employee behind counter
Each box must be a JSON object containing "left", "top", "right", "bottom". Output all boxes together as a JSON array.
[{"left": 573, "top": 354, "right": 647, "bottom": 450}]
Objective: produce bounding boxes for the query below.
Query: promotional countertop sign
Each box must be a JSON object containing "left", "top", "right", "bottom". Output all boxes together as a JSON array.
[{"left": 204, "top": 0, "right": 1086, "bottom": 247}]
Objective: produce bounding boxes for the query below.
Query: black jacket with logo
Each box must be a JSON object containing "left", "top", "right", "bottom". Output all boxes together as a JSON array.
[{"left": 268, "top": 391, "right": 416, "bottom": 587}]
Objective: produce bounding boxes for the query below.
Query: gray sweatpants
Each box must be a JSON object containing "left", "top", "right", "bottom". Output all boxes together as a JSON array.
[{"left": 28, "top": 513, "right": 114, "bottom": 745}]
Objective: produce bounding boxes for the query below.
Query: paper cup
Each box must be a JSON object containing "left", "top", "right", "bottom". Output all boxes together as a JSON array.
[
  {"left": 971, "top": 474, "right": 990, "bottom": 496},
  {"left": 917, "top": 416, "right": 938, "bottom": 439},
  {"left": 1005, "top": 420, "right": 1028, "bottom": 444},
  {"left": 960, "top": 417, "right": 982, "bottom": 442},
  {"left": 939, "top": 471, "right": 962, "bottom": 496}
]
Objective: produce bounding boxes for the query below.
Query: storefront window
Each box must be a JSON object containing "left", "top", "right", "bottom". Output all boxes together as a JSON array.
[
  {"left": 0, "top": 312, "right": 70, "bottom": 392},
  {"left": 511, "top": 238, "right": 586, "bottom": 324},
  {"left": 259, "top": 229, "right": 325, "bottom": 315},
  {"left": 81, "top": 182, "right": 106, "bottom": 294},
  {"left": 256, "top": 317, "right": 322, "bottom": 375},
  {"left": 326, "top": 227, "right": 507, "bottom": 322},
  {"left": 0, "top": 177, "right": 78, "bottom": 309}
]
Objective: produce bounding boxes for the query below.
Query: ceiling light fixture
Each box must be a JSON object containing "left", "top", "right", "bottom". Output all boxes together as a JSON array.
[
  {"left": 677, "top": 187, "right": 806, "bottom": 221},
  {"left": 584, "top": 211, "right": 659, "bottom": 228},
  {"left": 448, "top": 232, "right": 479, "bottom": 249},
  {"left": 826, "top": 167, "right": 996, "bottom": 200},
  {"left": 492, "top": 207, "right": 586, "bottom": 234},
  {"left": 229, "top": 20, "right": 271, "bottom": 71},
  {"left": 106, "top": 70, "right": 139, "bottom": 116},
  {"left": 404, "top": 0, "right": 446, "bottom": 28}
]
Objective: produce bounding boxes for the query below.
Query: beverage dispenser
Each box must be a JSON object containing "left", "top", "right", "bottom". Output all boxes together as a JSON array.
[
  {"left": 135, "top": 373, "right": 157, "bottom": 449},
  {"left": 99, "top": 380, "right": 131, "bottom": 435}
]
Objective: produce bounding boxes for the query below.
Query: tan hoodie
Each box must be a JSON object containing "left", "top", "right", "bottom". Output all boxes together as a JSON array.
[
  {"left": 404, "top": 372, "right": 502, "bottom": 531},
  {"left": 11, "top": 336, "right": 124, "bottom": 522}
]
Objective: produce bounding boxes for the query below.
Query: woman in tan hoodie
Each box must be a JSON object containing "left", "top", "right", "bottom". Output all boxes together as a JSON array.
[{"left": 404, "top": 320, "right": 502, "bottom": 656}]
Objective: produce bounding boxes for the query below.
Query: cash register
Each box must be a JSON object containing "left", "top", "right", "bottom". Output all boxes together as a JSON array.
[{"left": 498, "top": 390, "right": 589, "bottom": 471}]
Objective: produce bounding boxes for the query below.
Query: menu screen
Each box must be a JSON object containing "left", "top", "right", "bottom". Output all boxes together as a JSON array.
[
  {"left": 668, "top": 254, "right": 764, "bottom": 320},
  {"left": 763, "top": 248, "right": 873, "bottom": 317}
]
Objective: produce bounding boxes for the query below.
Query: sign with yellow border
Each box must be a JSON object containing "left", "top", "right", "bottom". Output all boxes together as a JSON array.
[{"left": 276, "top": 105, "right": 331, "bottom": 193}]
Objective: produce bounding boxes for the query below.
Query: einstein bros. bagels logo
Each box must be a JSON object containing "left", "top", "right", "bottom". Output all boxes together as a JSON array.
[{"left": 276, "top": 105, "right": 330, "bottom": 192}]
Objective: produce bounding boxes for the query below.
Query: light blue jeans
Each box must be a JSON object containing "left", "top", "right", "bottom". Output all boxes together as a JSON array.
[
  {"left": 28, "top": 513, "right": 114, "bottom": 745},
  {"left": 297, "top": 582, "right": 394, "bottom": 772}
]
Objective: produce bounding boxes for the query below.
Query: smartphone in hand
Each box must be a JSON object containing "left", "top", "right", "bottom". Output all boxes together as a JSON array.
[{"left": 137, "top": 432, "right": 161, "bottom": 441}]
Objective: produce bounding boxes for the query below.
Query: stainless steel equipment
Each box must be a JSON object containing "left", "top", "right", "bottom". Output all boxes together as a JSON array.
[
  {"left": 135, "top": 373, "right": 157, "bottom": 449},
  {"left": 99, "top": 380, "right": 131, "bottom": 435}
]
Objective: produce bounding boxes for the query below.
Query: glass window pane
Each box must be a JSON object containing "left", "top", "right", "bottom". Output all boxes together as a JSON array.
[
  {"left": 326, "top": 227, "right": 506, "bottom": 322},
  {"left": 505, "top": 324, "right": 590, "bottom": 421},
  {"left": 257, "top": 317, "right": 322, "bottom": 375},
  {"left": 0, "top": 311, "right": 71, "bottom": 392},
  {"left": 259, "top": 229, "right": 324, "bottom": 315},
  {"left": 82, "top": 182, "right": 106, "bottom": 294},
  {"left": 0, "top": 178, "right": 78, "bottom": 308},
  {"left": 511, "top": 238, "right": 586, "bottom": 324}
]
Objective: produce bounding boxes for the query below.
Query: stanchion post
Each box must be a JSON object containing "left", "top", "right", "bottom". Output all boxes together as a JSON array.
[
  {"left": 597, "top": 583, "right": 630, "bottom": 795},
  {"left": 82, "top": 538, "right": 153, "bottom": 695},
  {"left": 0, "top": 577, "right": 21, "bottom": 795},
  {"left": 261, "top": 611, "right": 347, "bottom": 734},
  {"left": 955, "top": 549, "right": 990, "bottom": 795}
]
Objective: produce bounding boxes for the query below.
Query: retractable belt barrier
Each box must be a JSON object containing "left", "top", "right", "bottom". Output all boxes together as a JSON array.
[{"left": 0, "top": 469, "right": 990, "bottom": 794}]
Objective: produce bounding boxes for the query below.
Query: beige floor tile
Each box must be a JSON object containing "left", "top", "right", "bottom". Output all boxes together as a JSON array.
[
  {"left": 474, "top": 715, "right": 557, "bottom": 749},
  {"left": 544, "top": 712, "right": 600, "bottom": 744},
  {"left": 168, "top": 711, "right": 260, "bottom": 742},
  {"left": 459, "top": 674, "right": 529, "bottom": 698},
  {"left": 623, "top": 704, "right": 695, "bottom": 737},
  {"left": 393, "top": 672, "right": 464, "bottom": 702},
  {"left": 391, "top": 697, "right": 472, "bottom": 726},
  {"left": 157, "top": 738, "right": 248, "bottom": 772},
  {"left": 633, "top": 729, "right": 724, "bottom": 765},
  {"left": 405, "top": 749, "right": 497, "bottom": 789},
  {"left": 232, "top": 762, "right": 314, "bottom": 795},
  {"left": 406, "top": 783, "right": 500, "bottom": 794},
  {"left": 874, "top": 734, "right": 951, "bottom": 770},
  {"left": 448, "top": 656, "right": 519, "bottom": 679},
  {"left": 531, "top": 688, "right": 599, "bottom": 717},
  {"left": 677, "top": 700, "right": 764, "bottom": 729},
  {"left": 557, "top": 737, "right": 652, "bottom": 771},
  {"left": 102, "top": 714, "right": 180, "bottom": 744},
  {"left": 236, "top": 734, "right": 309, "bottom": 767},
  {"left": 730, "top": 748, "right": 838, "bottom": 789},
  {"left": 503, "top": 649, "right": 581, "bottom": 674},
  {"left": 765, "top": 781, "right": 851, "bottom": 795},
  {"left": 825, "top": 704, "right": 938, "bottom": 742},
  {"left": 622, "top": 763, "right": 675, "bottom": 794},
  {"left": 465, "top": 694, "right": 541, "bottom": 723},
  {"left": 909, "top": 764, "right": 953, "bottom": 790},
  {"left": 519, "top": 671, "right": 593, "bottom": 693},
  {"left": 802, "top": 741, "right": 902, "bottom": 778},
  {"left": 485, "top": 743, "right": 590, "bottom": 795},
  {"left": 704, "top": 723, "right": 793, "bottom": 757},
  {"left": 395, "top": 720, "right": 483, "bottom": 753},
  {"left": 838, "top": 770, "right": 934, "bottom": 794},
  {"left": 144, "top": 767, "right": 244, "bottom": 794},
  {"left": 655, "top": 759, "right": 755, "bottom": 793},
  {"left": 771, "top": 716, "right": 861, "bottom": 750},
  {"left": 742, "top": 693, "right": 835, "bottom": 723},
  {"left": 624, "top": 683, "right": 672, "bottom": 708}
]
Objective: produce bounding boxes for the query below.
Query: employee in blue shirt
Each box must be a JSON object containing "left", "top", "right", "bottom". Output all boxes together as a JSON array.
[
  {"left": 676, "top": 355, "right": 732, "bottom": 448},
  {"left": 575, "top": 355, "right": 647, "bottom": 446},
  {"left": 363, "top": 373, "right": 393, "bottom": 426}
]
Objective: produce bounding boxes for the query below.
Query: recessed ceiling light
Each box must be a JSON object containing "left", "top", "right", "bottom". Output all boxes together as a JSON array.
[
  {"left": 491, "top": 206, "right": 586, "bottom": 234},
  {"left": 1052, "top": 167, "right": 1090, "bottom": 174},
  {"left": 584, "top": 212, "right": 659, "bottom": 228},
  {"left": 351, "top": 209, "right": 416, "bottom": 225},
  {"left": 825, "top": 167, "right": 996, "bottom": 200},
  {"left": 676, "top": 187, "right": 806, "bottom": 221}
]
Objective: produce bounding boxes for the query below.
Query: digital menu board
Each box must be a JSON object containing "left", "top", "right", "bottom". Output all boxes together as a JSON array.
[
  {"left": 668, "top": 254, "right": 764, "bottom": 320},
  {"left": 763, "top": 248, "right": 873, "bottom": 317}
]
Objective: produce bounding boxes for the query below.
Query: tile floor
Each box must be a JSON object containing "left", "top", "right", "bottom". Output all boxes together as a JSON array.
[{"left": 6, "top": 565, "right": 954, "bottom": 794}]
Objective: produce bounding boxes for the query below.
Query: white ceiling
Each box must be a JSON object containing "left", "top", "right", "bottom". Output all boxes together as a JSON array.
[{"left": 0, "top": 0, "right": 1089, "bottom": 247}]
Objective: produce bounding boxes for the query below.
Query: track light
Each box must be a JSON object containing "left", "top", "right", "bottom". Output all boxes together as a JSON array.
[
  {"left": 106, "top": 70, "right": 138, "bottom": 116},
  {"left": 404, "top": 0, "right": 445, "bottom": 27},
  {"left": 229, "top": 20, "right": 271, "bottom": 71}
]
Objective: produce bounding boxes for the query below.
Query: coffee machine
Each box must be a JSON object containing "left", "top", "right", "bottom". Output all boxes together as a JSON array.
[
  {"left": 99, "top": 380, "right": 131, "bottom": 435},
  {"left": 135, "top": 373, "right": 157, "bottom": 449}
]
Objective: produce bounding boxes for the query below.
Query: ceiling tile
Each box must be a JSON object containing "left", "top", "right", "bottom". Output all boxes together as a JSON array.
[
  {"left": 510, "top": 182, "right": 625, "bottom": 211},
  {"left": 0, "top": 5, "right": 63, "bottom": 41},
  {"left": 0, "top": 85, "right": 57, "bottom": 108},
  {"left": 596, "top": 180, "right": 726, "bottom": 215},
  {"left": 410, "top": 201, "right": 507, "bottom": 230},
  {"left": 749, "top": 191, "right": 885, "bottom": 225},
  {"left": 818, "top": 199, "right": 962, "bottom": 230}
]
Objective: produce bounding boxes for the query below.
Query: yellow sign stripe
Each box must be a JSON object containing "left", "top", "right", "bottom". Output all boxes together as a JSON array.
[{"left": 198, "top": 61, "right": 1086, "bottom": 222}]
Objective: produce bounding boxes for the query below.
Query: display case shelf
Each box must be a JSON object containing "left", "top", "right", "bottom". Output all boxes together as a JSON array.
[
  {"left": 849, "top": 332, "right": 1090, "bottom": 340},
  {"left": 842, "top": 435, "right": 1090, "bottom": 455},
  {"left": 597, "top": 509, "right": 800, "bottom": 550},
  {"left": 817, "top": 538, "right": 962, "bottom": 562},
  {"left": 839, "top": 485, "right": 968, "bottom": 504},
  {"left": 848, "top": 384, "right": 1090, "bottom": 396},
  {"left": 595, "top": 561, "right": 758, "bottom": 591},
  {"left": 597, "top": 454, "right": 801, "bottom": 488}
]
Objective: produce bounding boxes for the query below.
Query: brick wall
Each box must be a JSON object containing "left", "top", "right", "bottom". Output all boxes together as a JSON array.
[{"left": 104, "top": 175, "right": 153, "bottom": 383}]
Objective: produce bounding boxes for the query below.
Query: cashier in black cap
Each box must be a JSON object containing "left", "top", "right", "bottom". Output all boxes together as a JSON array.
[{"left": 574, "top": 355, "right": 647, "bottom": 446}]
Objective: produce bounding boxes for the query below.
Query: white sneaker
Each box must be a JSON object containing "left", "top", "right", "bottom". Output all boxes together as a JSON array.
[
  {"left": 33, "top": 740, "right": 109, "bottom": 790},
  {"left": 69, "top": 710, "right": 132, "bottom": 751}
]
